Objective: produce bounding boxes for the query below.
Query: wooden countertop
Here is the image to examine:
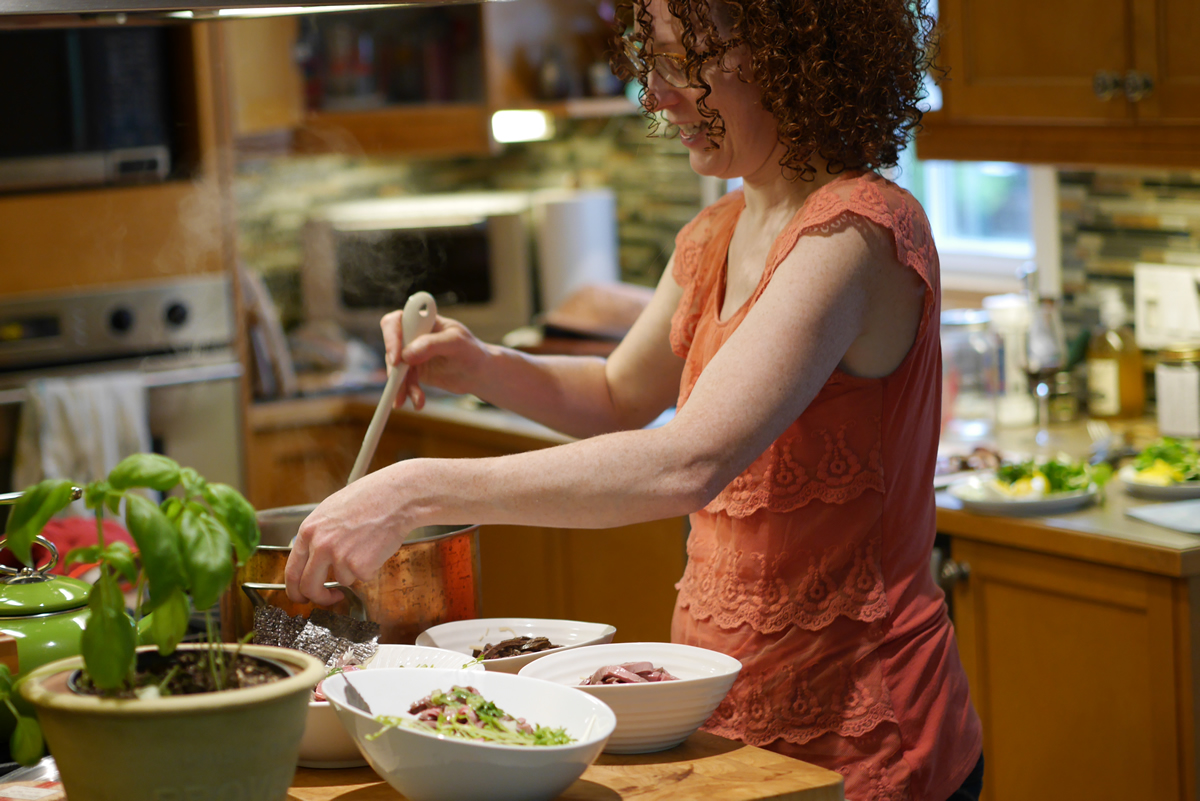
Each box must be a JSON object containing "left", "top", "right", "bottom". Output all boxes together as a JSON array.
[{"left": 287, "top": 732, "right": 843, "bottom": 801}]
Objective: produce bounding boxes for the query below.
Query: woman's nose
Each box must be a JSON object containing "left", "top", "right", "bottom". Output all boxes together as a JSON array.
[{"left": 643, "top": 70, "right": 683, "bottom": 111}]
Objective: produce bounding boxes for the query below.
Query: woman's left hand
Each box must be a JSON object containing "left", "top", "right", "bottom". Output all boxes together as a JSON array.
[{"left": 284, "top": 468, "right": 412, "bottom": 606}]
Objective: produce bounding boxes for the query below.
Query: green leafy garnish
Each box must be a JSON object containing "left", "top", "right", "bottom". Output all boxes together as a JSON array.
[
  {"left": 1133, "top": 438, "right": 1200, "bottom": 482},
  {"left": 995, "top": 454, "right": 1109, "bottom": 494},
  {"left": 368, "top": 685, "right": 573, "bottom": 747}
]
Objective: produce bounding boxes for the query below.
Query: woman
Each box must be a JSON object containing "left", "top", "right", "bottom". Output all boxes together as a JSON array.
[{"left": 285, "top": 1, "right": 982, "bottom": 797}]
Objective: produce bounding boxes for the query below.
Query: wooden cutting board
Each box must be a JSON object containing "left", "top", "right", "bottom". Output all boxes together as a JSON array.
[{"left": 286, "top": 731, "right": 844, "bottom": 801}]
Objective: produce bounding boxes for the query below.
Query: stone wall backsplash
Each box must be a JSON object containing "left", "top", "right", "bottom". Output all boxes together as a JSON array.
[
  {"left": 234, "top": 114, "right": 702, "bottom": 328},
  {"left": 1059, "top": 167, "right": 1200, "bottom": 335}
]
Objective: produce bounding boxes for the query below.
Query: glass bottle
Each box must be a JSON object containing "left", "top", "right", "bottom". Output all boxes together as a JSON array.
[{"left": 1086, "top": 286, "right": 1145, "bottom": 420}]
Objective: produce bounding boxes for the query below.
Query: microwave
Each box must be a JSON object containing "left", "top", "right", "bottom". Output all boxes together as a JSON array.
[
  {"left": 302, "top": 192, "right": 535, "bottom": 346},
  {"left": 301, "top": 189, "right": 619, "bottom": 347},
  {"left": 0, "top": 26, "right": 174, "bottom": 194}
]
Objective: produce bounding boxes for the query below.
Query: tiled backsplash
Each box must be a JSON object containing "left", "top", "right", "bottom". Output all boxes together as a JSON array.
[
  {"left": 235, "top": 120, "right": 1200, "bottom": 345},
  {"left": 1060, "top": 168, "right": 1200, "bottom": 332},
  {"left": 235, "top": 114, "right": 701, "bottom": 327}
]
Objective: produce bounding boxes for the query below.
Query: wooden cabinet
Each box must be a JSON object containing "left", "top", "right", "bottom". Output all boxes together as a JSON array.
[
  {"left": 918, "top": 0, "right": 1200, "bottom": 166},
  {"left": 0, "top": 23, "right": 232, "bottom": 296},
  {"left": 246, "top": 397, "right": 687, "bottom": 643},
  {"left": 948, "top": 537, "right": 1196, "bottom": 801},
  {"left": 223, "top": 0, "right": 636, "bottom": 157}
]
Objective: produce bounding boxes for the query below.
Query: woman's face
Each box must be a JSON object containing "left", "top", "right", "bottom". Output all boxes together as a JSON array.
[{"left": 640, "top": 0, "right": 785, "bottom": 182}]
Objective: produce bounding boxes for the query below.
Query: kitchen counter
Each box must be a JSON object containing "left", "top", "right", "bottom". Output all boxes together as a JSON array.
[
  {"left": 249, "top": 395, "right": 1200, "bottom": 577},
  {"left": 936, "top": 418, "right": 1200, "bottom": 577},
  {"left": 287, "top": 732, "right": 844, "bottom": 801}
]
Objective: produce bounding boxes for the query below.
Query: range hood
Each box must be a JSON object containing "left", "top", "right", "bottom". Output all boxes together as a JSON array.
[{"left": 0, "top": 0, "right": 492, "bottom": 17}]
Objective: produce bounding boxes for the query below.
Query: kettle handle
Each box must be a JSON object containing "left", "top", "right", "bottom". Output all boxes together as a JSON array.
[{"left": 0, "top": 534, "right": 59, "bottom": 578}]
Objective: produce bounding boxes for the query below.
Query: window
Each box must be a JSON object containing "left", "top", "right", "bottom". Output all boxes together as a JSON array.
[{"left": 889, "top": 153, "right": 1059, "bottom": 297}]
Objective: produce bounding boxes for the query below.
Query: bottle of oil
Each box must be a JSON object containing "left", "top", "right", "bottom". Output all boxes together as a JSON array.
[{"left": 1086, "top": 287, "right": 1145, "bottom": 419}]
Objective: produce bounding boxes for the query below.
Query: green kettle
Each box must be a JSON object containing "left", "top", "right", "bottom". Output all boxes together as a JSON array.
[{"left": 0, "top": 534, "right": 92, "bottom": 741}]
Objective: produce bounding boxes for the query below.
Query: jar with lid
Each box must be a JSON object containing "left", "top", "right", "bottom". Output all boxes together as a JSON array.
[
  {"left": 941, "top": 309, "right": 1001, "bottom": 439},
  {"left": 1156, "top": 344, "right": 1200, "bottom": 438}
]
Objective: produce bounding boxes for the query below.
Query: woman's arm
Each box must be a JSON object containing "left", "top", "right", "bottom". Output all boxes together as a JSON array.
[
  {"left": 287, "top": 218, "right": 922, "bottom": 604},
  {"left": 385, "top": 255, "right": 686, "bottom": 439}
]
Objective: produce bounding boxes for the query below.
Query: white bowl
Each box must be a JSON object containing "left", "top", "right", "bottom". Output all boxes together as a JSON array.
[
  {"left": 299, "top": 644, "right": 484, "bottom": 769},
  {"left": 322, "top": 667, "right": 616, "bottom": 801},
  {"left": 518, "top": 642, "right": 741, "bottom": 754},
  {"left": 415, "top": 617, "right": 617, "bottom": 674}
]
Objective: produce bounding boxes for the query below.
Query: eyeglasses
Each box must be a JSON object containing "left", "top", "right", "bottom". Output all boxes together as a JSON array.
[{"left": 621, "top": 37, "right": 694, "bottom": 89}]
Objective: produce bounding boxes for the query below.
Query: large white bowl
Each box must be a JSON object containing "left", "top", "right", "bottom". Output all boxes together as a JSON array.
[
  {"left": 322, "top": 667, "right": 616, "bottom": 801},
  {"left": 518, "top": 642, "right": 741, "bottom": 754},
  {"left": 415, "top": 617, "right": 617, "bottom": 674},
  {"left": 299, "top": 644, "right": 484, "bottom": 769}
]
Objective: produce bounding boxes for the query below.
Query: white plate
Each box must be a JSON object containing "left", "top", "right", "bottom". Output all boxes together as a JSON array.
[
  {"left": 1118, "top": 465, "right": 1200, "bottom": 501},
  {"left": 948, "top": 475, "right": 1098, "bottom": 517},
  {"left": 416, "top": 618, "right": 617, "bottom": 674},
  {"left": 299, "top": 644, "right": 484, "bottom": 769}
]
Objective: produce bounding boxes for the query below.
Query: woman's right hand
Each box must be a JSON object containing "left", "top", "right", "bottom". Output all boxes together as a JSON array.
[{"left": 380, "top": 310, "right": 492, "bottom": 409}]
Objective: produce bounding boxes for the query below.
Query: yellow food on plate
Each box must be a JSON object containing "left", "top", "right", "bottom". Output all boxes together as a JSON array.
[
  {"left": 1133, "top": 458, "right": 1185, "bottom": 486},
  {"left": 987, "top": 473, "right": 1048, "bottom": 499}
]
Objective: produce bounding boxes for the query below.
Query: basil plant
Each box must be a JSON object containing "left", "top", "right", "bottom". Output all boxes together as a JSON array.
[{"left": 0, "top": 454, "right": 260, "bottom": 763}]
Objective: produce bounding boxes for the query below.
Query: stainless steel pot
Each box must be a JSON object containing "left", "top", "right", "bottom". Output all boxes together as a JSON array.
[{"left": 219, "top": 504, "right": 481, "bottom": 645}]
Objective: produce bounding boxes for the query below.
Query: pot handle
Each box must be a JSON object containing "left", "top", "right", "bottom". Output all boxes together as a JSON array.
[
  {"left": 0, "top": 534, "right": 60, "bottom": 579},
  {"left": 240, "top": 581, "right": 369, "bottom": 622}
]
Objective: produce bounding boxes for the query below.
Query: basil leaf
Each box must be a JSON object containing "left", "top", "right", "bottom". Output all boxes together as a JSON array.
[
  {"left": 103, "top": 541, "right": 139, "bottom": 585},
  {"left": 149, "top": 586, "right": 190, "bottom": 656},
  {"left": 105, "top": 490, "right": 123, "bottom": 517},
  {"left": 81, "top": 574, "right": 136, "bottom": 691},
  {"left": 202, "top": 483, "right": 260, "bottom": 563},
  {"left": 65, "top": 545, "right": 102, "bottom": 566},
  {"left": 10, "top": 716, "right": 44, "bottom": 767},
  {"left": 161, "top": 497, "right": 184, "bottom": 523},
  {"left": 0, "top": 665, "right": 13, "bottom": 697},
  {"left": 124, "top": 494, "right": 185, "bottom": 610},
  {"left": 84, "top": 481, "right": 109, "bottom": 512},
  {"left": 180, "top": 467, "right": 207, "bottom": 497},
  {"left": 179, "top": 508, "right": 233, "bottom": 611},
  {"left": 108, "top": 454, "right": 181, "bottom": 492},
  {"left": 3, "top": 479, "right": 75, "bottom": 567}
]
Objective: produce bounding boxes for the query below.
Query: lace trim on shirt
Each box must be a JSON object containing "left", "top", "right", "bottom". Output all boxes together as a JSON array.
[
  {"left": 705, "top": 420, "right": 884, "bottom": 517},
  {"left": 676, "top": 530, "right": 890, "bottom": 633},
  {"left": 701, "top": 652, "right": 899, "bottom": 748},
  {"left": 670, "top": 238, "right": 705, "bottom": 358}
]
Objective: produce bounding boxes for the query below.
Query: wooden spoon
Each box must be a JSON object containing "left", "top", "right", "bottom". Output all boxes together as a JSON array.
[{"left": 346, "top": 292, "right": 437, "bottom": 485}]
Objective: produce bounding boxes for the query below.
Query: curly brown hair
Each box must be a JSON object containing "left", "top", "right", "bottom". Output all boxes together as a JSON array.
[{"left": 612, "top": 0, "right": 939, "bottom": 181}]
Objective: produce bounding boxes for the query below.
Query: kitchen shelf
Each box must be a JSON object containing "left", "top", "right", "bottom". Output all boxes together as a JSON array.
[
  {"left": 504, "top": 95, "right": 640, "bottom": 119},
  {"left": 291, "top": 103, "right": 492, "bottom": 156}
]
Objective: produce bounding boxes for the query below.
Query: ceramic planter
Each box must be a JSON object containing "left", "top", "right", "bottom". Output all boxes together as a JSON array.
[{"left": 19, "top": 643, "right": 324, "bottom": 801}]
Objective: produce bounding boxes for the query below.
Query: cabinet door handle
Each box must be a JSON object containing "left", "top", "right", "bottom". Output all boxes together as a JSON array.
[
  {"left": 1123, "top": 70, "right": 1154, "bottom": 102},
  {"left": 938, "top": 558, "right": 971, "bottom": 590},
  {"left": 1093, "top": 70, "right": 1123, "bottom": 101}
]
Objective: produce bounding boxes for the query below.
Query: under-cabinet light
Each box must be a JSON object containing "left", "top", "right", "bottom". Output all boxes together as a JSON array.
[
  {"left": 167, "top": 4, "right": 402, "bottom": 17},
  {"left": 490, "top": 110, "right": 555, "bottom": 144}
]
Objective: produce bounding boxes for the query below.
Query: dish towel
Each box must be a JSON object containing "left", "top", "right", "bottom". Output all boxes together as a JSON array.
[
  {"left": 1126, "top": 500, "right": 1200, "bottom": 535},
  {"left": 12, "top": 371, "right": 151, "bottom": 517}
]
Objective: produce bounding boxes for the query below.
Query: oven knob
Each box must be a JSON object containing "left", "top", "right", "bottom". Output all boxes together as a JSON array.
[
  {"left": 109, "top": 307, "right": 134, "bottom": 334},
  {"left": 165, "top": 302, "right": 189, "bottom": 327}
]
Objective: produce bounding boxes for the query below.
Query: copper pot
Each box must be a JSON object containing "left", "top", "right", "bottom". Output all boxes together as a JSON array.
[{"left": 220, "top": 504, "right": 481, "bottom": 644}]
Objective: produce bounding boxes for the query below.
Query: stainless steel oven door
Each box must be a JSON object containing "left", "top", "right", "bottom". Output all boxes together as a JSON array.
[{"left": 0, "top": 351, "right": 244, "bottom": 499}]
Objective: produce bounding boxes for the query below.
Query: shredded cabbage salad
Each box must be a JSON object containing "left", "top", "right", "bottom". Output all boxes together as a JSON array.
[{"left": 368, "top": 685, "right": 574, "bottom": 747}]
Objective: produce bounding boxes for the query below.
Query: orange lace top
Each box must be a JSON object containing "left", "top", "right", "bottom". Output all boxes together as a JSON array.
[{"left": 670, "top": 172, "right": 981, "bottom": 801}]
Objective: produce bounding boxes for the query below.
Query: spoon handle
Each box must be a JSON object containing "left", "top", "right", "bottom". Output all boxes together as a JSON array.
[{"left": 347, "top": 292, "right": 437, "bottom": 485}]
